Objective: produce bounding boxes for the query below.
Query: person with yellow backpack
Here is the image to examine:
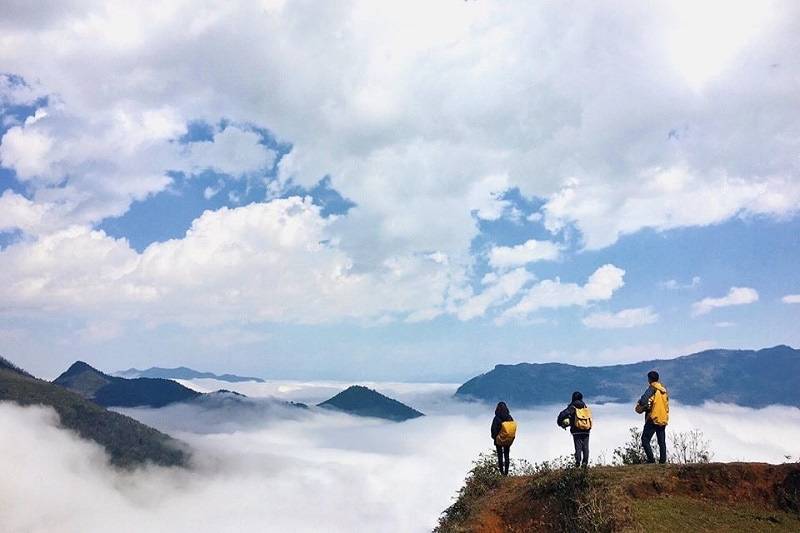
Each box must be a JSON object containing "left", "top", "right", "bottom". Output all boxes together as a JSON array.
[
  {"left": 491, "top": 401, "right": 516, "bottom": 476},
  {"left": 557, "top": 391, "right": 592, "bottom": 467},
  {"left": 635, "top": 370, "right": 669, "bottom": 464}
]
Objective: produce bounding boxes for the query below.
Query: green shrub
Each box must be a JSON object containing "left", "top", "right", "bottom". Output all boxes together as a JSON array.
[{"left": 612, "top": 427, "right": 648, "bottom": 465}]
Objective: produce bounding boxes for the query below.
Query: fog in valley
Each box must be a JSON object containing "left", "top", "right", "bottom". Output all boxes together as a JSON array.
[{"left": 2, "top": 380, "right": 799, "bottom": 533}]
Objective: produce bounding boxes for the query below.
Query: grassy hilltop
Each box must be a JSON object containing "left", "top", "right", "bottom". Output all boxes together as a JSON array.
[{"left": 436, "top": 457, "right": 800, "bottom": 532}]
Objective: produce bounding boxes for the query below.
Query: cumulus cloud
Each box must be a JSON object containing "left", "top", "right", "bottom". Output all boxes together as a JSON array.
[
  {"left": 3, "top": 384, "right": 800, "bottom": 533},
  {"left": 488, "top": 239, "right": 561, "bottom": 270},
  {"left": 0, "top": 197, "right": 460, "bottom": 325},
  {"left": 582, "top": 307, "right": 659, "bottom": 329},
  {"left": 456, "top": 268, "right": 533, "bottom": 321},
  {"left": 691, "top": 286, "right": 759, "bottom": 316},
  {"left": 500, "top": 264, "right": 625, "bottom": 322},
  {"left": 1, "top": 0, "right": 798, "bottom": 257},
  {"left": 782, "top": 294, "right": 800, "bottom": 304}
]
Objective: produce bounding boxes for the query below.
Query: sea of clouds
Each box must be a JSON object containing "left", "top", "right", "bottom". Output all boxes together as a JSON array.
[{"left": 2, "top": 380, "right": 800, "bottom": 533}]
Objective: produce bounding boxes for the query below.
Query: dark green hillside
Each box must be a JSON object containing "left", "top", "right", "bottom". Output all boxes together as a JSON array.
[
  {"left": 54, "top": 361, "right": 200, "bottom": 408},
  {"left": 456, "top": 345, "right": 800, "bottom": 407},
  {"left": 0, "top": 361, "right": 188, "bottom": 468},
  {"left": 318, "top": 385, "right": 424, "bottom": 421}
]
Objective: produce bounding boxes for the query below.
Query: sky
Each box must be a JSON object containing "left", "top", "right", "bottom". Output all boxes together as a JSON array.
[
  {"left": 0, "top": 0, "right": 799, "bottom": 381},
  {"left": 2, "top": 380, "right": 800, "bottom": 532}
]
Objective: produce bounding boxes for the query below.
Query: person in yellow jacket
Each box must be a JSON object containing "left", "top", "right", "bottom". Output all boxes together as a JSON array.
[
  {"left": 635, "top": 370, "right": 669, "bottom": 463},
  {"left": 491, "top": 401, "right": 516, "bottom": 476}
]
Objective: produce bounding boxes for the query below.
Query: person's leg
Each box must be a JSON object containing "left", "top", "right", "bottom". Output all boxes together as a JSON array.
[
  {"left": 573, "top": 434, "right": 582, "bottom": 467},
  {"left": 581, "top": 435, "right": 590, "bottom": 467},
  {"left": 641, "top": 421, "right": 656, "bottom": 463},
  {"left": 503, "top": 446, "right": 510, "bottom": 476},
  {"left": 656, "top": 425, "right": 667, "bottom": 464},
  {"left": 496, "top": 445, "right": 504, "bottom": 473}
]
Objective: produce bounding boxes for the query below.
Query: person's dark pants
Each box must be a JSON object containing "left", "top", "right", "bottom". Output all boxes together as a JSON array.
[
  {"left": 495, "top": 445, "right": 510, "bottom": 476},
  {"left": 572, "top": 433, "right": 590, "bottom": 467},
  {"left": 641, "top": 420, "right": 667, "bottom": 463}
]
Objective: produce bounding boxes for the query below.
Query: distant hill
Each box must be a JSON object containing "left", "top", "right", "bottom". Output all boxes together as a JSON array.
[
  {"left": 455, "top": 345, "right": 800, "bottom": 408},
  {"left": 318, "top": 385, "right": 424, "bottom": 421},
  {"left": 116, "top": 366, "right": 264, "bottom": 383},
  {"left": 0, "top": 358, "right": 188, "bottom": 468},
  {"left": 436, "top": 462, "right": 800, "bottom": 532},
  {"left": 54, "top": 361, "right": 201, "bottom": 408}
]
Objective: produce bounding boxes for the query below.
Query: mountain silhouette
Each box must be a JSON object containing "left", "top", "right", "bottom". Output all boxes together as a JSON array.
[
  {"left": 54, "top": 361, "right": 201, "bottom": 408},
  {"left": 318, "top": 385, "right": 424, "bottom": 421},
  {"left": 116, "top": 366, "right": 264, "bottom": 383},
  {"left": 456, "top": 345, "right": 800, "bottom": 407}
]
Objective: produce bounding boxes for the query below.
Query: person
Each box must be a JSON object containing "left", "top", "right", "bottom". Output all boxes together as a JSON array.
[
  {"left": 635, "top": 370, "right": 669, "bottom": 464},
  {"left": 491, "top": 401, "right": 516, "bottom": 476},
  {"left": 557, "top": 391, "right": 592, "bottom": 467}
]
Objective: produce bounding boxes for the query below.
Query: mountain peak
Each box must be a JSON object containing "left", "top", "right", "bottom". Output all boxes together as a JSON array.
[
  {"left": 62, "top": 360, "right": 106, "bottom": 377},
  {"left": 318, "top": 385, "right": 424, "bottom": 421}
]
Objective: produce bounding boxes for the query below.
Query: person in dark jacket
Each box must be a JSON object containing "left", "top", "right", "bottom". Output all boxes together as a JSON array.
[
  {"left": 491, "top": 401, "right": 514, "bottom": 476},
  {"left": 557, "top": 391, "right": 591, "bottom": 467},
  {"left": 636, "top": 370, "right": 669, "bottom": 464}
]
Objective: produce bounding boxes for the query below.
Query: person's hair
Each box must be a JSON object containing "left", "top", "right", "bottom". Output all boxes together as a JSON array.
[
  {"left": 571, "top": 391, "right": 583, "bottom": 402},
  {"left": 495, "top": 401, "right": 510, "bottom": 417},
  {"left": 647, "top": 370, "right": 659, "bottom": 383}
]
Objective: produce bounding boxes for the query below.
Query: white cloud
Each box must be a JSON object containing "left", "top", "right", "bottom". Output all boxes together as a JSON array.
[
  {"left": 456, "top": 268, "right": 533, "bottom": 321},
  {"left": 0, "top": 197, "right": 460, "bottom": 326},
  {"left": 0, "top": 0, "right": 797, "bottom": 259},
  {"left": 714, "top": 321, "right": 736, "bottom": 328},
  {"left": 582, "top": 307, "right": 659, "bottom": 329},
  {"left": 500, "top": 264, "right": 625, "bottom": 322},
  {"left": 543, "top": 169, "right": 800, "bottom": 249},
  {"left": 3, "top": 388, "right": 800, "bottom": 533},
  {"left": 691, "top": 286, "right": 759, "bottom": 316},
  {"left": 488, "top": 239, "right": 561, "bottom": 270},
  {"left": 660, "top": 276, "right": 701, "bottom": 290},
  {"left": 782, "top": 294, "right": 800, "bottom": 304},
  {"left": 181, "top": 125, "right": 276, "bottom": 177}
]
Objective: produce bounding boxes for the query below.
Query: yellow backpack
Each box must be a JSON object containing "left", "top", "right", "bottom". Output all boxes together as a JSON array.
[
  {"left": 574, "top": 407, "right": 592, "bottom": 430},
  {"left": 649, "top": 383, "right": 669, "bottom": 426},
  {"left": 496, "top": 420, "right": 517, "bottom": 446}
]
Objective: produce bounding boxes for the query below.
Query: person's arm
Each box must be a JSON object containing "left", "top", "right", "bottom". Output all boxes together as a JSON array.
[
  {"left": 557, "top": 406, "right": 572, "bottom": 427},
  {"left": 637, "top": 386, "right": 655, "bottom": 409},
  {"left": 491, "top": 417, "right": 500, "bottom": 439}
]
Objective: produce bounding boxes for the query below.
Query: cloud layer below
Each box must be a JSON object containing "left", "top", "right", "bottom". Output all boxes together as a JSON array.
[{"left": 3, "top": 379, "right": 800, "bottom": 533}]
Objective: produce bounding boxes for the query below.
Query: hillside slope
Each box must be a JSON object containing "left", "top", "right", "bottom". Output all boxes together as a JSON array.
[
  {"left": 437, "top": 462, "right": 800, "bottom": 532},
  {"left": 0, "top": 363, "right": 189, "bottom": 468},
  {"left": 54, "top": 361, "right": 201, "bottom": 408},
  {"left": 456, "top": 345, "right": 800, "bottom": 407},
  {"left": 318, "top": 385, "right": 424, "bottom": 421}
]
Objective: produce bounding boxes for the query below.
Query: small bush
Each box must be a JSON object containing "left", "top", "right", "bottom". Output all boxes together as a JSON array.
[
  {"left": 669, "top": 428, "right": 713, "bottom": 464},
  {"left": 530, "top": 466, "right": 618, "bottom": 532},
  {"left": 613, "top": 426, "right": 713, "bottom": 465},
  {"left": 612, "top": 427, "right": 648, "bottom": 465}
]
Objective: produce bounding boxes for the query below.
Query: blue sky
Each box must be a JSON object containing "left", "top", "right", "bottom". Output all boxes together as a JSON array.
[{"left": 1, "top": 1, "right": 798, "bottom": 380}]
